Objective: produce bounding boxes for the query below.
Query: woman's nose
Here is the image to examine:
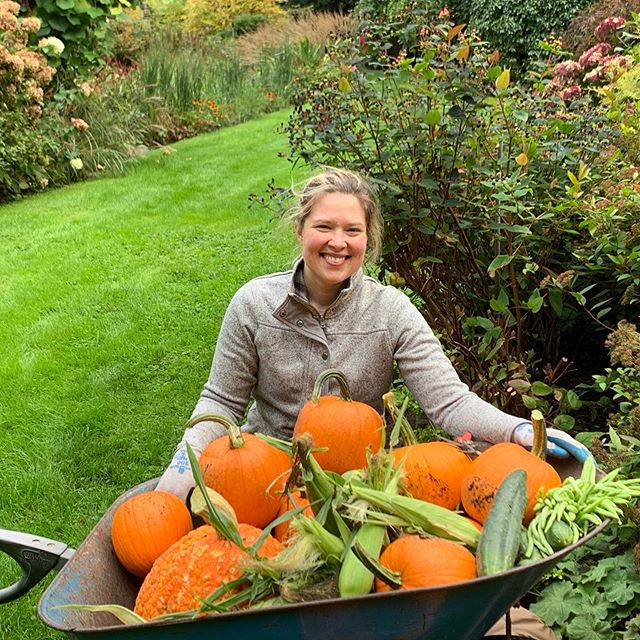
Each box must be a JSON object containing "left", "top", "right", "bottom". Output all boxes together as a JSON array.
[{"left": 327, "top": 229, "right": 346, "bottom": 247}]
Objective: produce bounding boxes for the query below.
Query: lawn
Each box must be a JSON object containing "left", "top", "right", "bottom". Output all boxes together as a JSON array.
[{"left": 0, "top": 108, "right": 306, "bottom": 639}]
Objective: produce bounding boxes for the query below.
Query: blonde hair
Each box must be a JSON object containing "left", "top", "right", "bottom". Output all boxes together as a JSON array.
[{"left": 290, "top": 167, "right": 383, "bottom": 261}]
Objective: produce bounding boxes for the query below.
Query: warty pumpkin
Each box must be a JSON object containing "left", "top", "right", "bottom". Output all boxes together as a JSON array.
[
  {"left": 393, "top": 441, "right": 472, "bottom": 510},
  {"left": 460, "top": 414, "right": 561, "bottom": 524},
  {"left": 374, "top": 536, "right": 477, "bottom": 592},
  {"left": 292, "top": 369, "right": 383, "bottom": 474},
  {"left": 111, "top": 490, "right": 193, "bottom": 578},
  {"left": 134, "top": 523, "right": 283, "bottom": 620},
  {"left": 191, "top": 413, "right": 292, "bottom": 529}
]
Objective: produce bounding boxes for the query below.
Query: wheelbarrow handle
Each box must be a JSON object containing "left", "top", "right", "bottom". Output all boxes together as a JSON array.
[{"left": 0, "top": 528, "right": 75, "bottom": 605}]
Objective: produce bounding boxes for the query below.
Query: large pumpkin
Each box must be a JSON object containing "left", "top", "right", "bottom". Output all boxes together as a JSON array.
[
  {"left": 192, "top": 414, "right": 292, "bottom": 529},
  {"left": 134, "top": 523, "right": 283, "bottom": 620},
  {"left": 374, "top": 536, "right": 477, "bottom": 592},
  {"left": 292, "top": 369, "right": 383, "bottom": 474},
  {"left": 460, "top": 416, "right": 561, "bottom": 524},
  {"left": 111, "top": 490, "right": 193, "bottom": 578},
  {"left": 393, "top": 442, "right": 472, "bottom": 510}
]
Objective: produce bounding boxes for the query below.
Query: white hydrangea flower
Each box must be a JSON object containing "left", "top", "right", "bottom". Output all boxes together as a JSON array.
[
  {"left": 69, "top": 158, "right": 83, "bottom": 170},
  {"left": 38, "top": 36, "right": 65, "bottom": 56}
]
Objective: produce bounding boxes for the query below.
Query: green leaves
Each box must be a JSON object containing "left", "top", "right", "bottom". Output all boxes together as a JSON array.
[
  {"left": 487, "top": 254, "right": 513, "bottom": 277},
  {"left": 530, "top": 525, "right": 640, "bottom": 640}
]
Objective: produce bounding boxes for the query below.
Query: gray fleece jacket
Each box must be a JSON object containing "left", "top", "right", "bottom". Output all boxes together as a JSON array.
[{"left": 177, "top": 261, "right": 525, "bottom": 456}]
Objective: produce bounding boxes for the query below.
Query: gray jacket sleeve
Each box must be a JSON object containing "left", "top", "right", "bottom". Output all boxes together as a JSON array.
[
  {"left": 391, "top": 293, "right": 523, "bottom": 444},
  {"left": 183, "top": 284, "right": 259, "bottom": 449}
]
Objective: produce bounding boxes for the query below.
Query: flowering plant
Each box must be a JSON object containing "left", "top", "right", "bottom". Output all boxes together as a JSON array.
[{"left": 0, "top": 0, "right": 59, "bottom": 200}]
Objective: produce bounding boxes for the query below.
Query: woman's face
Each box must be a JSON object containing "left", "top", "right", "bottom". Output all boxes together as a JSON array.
[{"left": 297, "top": 192, "right": 368, "bottom": 296}]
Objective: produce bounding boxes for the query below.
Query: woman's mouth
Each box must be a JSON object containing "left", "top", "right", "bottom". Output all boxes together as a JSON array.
[{"left": 322, "top": 254, "right": 348, "bottom": 265}]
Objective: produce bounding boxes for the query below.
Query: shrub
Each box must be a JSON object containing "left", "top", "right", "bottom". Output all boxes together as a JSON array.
[
  {"left": 561, "top": 0, "right": 640, "bottom": 55},
  {"left": 446, "top": 0, "right": 594, "bottom": 66},
  {"left": 0, "top": 1, "right": 59, "bottom": 201},
  {"left": 181, "top": 0, "right": 287, "bottom": 36},
  {"left": 22, "top": 0, "right": 138, "bottom": 77},
  {"left": 284, "top": 14, "right": 638, "bottom": 423}
]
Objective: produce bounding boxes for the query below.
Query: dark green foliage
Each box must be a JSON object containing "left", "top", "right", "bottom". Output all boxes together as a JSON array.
[
  {"left": 529, "top": 523, "right": 640, "bottom": 639},
  {"left": 446, "top": 0, "right": 594, "bottom": 66},
  {"left": 24, "top": 0, "right": 139, "bottom": 76},
  {"left": 285, "top": 0, "right": 357, "bottom": 12}
]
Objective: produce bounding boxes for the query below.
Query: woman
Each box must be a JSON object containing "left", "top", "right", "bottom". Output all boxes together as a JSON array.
[{"left": 158, "top": 166, "right": 581, "bottom": 639}]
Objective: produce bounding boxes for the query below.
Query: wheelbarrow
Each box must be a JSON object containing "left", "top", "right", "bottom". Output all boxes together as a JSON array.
[{"left": 0, "top": 456, "right": 607, "bottom": 640}]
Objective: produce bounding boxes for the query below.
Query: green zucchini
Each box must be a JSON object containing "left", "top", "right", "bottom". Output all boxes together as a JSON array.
[{"left": 476, "top": 469, "right": 528, "bottom": 576}]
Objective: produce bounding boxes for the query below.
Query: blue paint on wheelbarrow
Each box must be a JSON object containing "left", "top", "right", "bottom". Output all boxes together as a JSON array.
[{"left": 23, "top": 458, "right": 608, "bottom": 639}]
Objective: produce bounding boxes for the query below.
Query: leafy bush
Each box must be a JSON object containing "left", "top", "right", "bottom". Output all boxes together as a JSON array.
[
  {"left": 0, "top": 1, "right": 59, "bottom": 201},
  {"left": 446, "top": 0, "right": 594, "bottom": 66},
  {"left": 284, "top": 13, "right": 638, "bottom": 424},
  {"left": 22, "top": 0, "right": 138, "bottom": 76},
  {"left": 529, "top": 523, "right": 640, "bottom": 640},
  {"left": 181, "top": 0, "right": 287, "bottom": 36},
  {"left": 561, "top": 0, "right": 640, "bottom": 55}
]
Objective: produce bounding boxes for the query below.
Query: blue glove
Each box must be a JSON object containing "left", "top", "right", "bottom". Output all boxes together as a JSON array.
[{"left": 513, "top": 422, "right": 592, "bottom": 464}]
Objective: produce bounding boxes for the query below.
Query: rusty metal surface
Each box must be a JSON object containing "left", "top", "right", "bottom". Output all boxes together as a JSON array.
[{"left": 35, "top": 459, "right": 606, "bottom": 640}]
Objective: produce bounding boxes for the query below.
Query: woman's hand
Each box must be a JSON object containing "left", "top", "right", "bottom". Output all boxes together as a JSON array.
[
  {"left": 513, "top": 422, "right": 592, "bottom": 463},
  {"left": 155, "top": 446, "right": 196, "bottom": 503}
]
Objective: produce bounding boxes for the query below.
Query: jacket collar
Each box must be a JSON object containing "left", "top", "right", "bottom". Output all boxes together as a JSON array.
[{"left": 287, "top": 258, "right": 363, "bottom": 311}]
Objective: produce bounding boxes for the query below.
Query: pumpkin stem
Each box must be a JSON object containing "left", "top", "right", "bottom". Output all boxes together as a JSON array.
[
  {"left": 530, "top": 410, "right": 548, "bottom": 461},
  {"left": 311, "top": 369, "right": 352, "bottom": 404},
  {"left": 186, "top": 413, "right": 244, "bottom": 450}
]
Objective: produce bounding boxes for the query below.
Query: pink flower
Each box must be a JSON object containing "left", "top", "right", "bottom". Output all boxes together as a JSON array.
[
  {"left": 439, "top": 7, "right": 451, "bottom": 19},
  {"left": 560, "top": 85, "right": 582, "bottom": 101},
  {"left": 552, "top": 60, "right": 582, "bottom": 77},
  {"left": 594, "top": 16, "right": 625, "bottom": 39},
  {"left": 578, "top": 42, "right": 611, "bottom": 68},
  {"left": 583, "top": 67, "right": 604, "bottom": 83}
]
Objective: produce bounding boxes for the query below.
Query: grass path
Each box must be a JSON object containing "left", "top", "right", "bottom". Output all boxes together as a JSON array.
[{"left": 0, "top": 109, "right": 306, "bottom": 639}]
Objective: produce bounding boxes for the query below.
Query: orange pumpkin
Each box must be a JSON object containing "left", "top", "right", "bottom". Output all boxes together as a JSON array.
[
  {"left": 273, "top": 490, "right": 313, "bottom": 542},
  {"left": 292, "top": 369, "right": 383, "bottom": 474},
  {"left": 192, "top": 414, "right": 292, "bottom": 529},
  {"left": 111, "top": 490, "right": 193, "bottom": 578},
  {"left": 374, "top": 536, "right": 477, "bottom": 592},
  {"left": 460, "top": 418, "right": 561, "bottom": 524},
  {"left": 393, "top": 442, "right": 472, "bottom": 510},
  {"left": 134, "top": 523, "right": 283, "bottom": 620}
]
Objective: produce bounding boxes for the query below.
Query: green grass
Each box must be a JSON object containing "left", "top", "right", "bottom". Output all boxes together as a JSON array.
[{"left": 0, "top": 109, "right": 306, "bottom": 639}]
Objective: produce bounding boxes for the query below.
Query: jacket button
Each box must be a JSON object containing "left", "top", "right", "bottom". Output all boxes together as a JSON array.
[
  {"left": 296, "top": 320, "right": 304, "bottom": 327},
  {"left": 322, "top": 352, "right": 329, "bottom": 360}
]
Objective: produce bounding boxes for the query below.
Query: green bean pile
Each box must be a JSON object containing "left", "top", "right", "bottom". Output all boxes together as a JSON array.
[{"left": 524, "top": 456, "right": 640, "bottom": 559}]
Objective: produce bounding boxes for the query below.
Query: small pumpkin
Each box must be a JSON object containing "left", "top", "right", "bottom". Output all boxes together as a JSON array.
[
  {"left": 134, "top": 523, "right": 283, "bottom": 620},
  {"left": 374, "top": 536, "right": 477, "bottom": 592},
  {"left": 292, "top": 369, "right": 383, "bottom": 474},
  {"left": 460, "top": 413, "right": 561, "bottom": 524},
  {"left": 393, "top": 441, "right": 472, "bottom": 510},
  {"left": 273, "top": 490, "right": 313, "bottom": 543},
  {"left": 193, "top": 414, "right": 292, "bottom": 529},
  {"left": 111, "top": 490, "right": 193, "bottom": 578}
]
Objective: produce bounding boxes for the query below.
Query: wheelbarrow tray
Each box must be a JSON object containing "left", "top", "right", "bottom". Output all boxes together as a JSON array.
[{"left": 39, "top": 457, "right": 606, "bottom": 640}]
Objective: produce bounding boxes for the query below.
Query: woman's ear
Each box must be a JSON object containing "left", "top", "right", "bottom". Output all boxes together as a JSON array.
[{"left": 295, "top": 224, "right": 303, "bottom": 243}]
